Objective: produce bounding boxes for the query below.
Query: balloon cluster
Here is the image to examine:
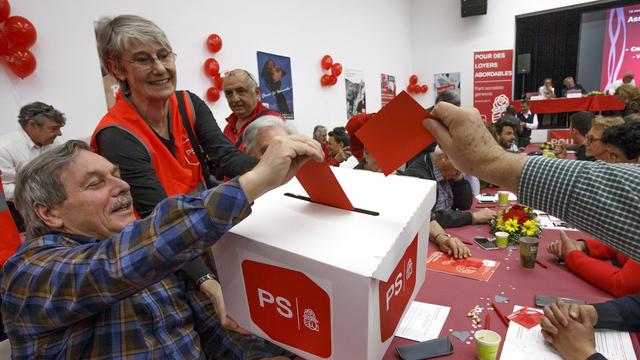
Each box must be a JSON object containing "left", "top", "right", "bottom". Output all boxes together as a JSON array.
[
  {"left": 0, "top": 0, "right": 38, "bottom": 79},
  {"left": 320, "top": 55, "right": 342, "bottom": 87},
  {"left": 203, "top": 33, "right": 223, "bottom": 102},
  {"left": 406, "top": 74, "right": 427, "bottom": 94}
]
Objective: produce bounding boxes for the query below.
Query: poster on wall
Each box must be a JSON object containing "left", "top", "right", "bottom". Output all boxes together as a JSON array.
[
  {"left": 473, "top": 50, "right": 513, "bottom": 124},
  {"left": 257, "top": 51, "right": 294, "bottom": 120},
  {"left": 345, "top": 69, "right": 366, "bottom": 118},
  {"left": 600, "top": 4, "right": 640, "bottom": 92},
  {"left": 380, "top": 73, "right": 396, "bottom": 107},
  {"left": 433, "top": 72, "right": 461, "bottom": 100},
  {"left": 94, "top": 20, "right": 120, "bottom": 109}
]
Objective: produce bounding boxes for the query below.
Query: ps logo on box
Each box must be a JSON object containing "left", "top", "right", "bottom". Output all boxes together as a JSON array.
[
  {"left": 242, "top": 260, "right": 332, "bottom": 358},
  {"left": 378, "top": 235, "right": 418, "bottom": 342}
]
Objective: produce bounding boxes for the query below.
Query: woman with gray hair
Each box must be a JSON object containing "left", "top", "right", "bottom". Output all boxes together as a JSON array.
[{"left": 89, "top": 15, "right": 287, "bottom": 358}]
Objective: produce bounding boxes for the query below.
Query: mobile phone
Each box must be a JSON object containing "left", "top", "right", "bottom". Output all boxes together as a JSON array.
[
  {"left": 396, "top": 336, "right": 454, "bottom": 360},
  {"left": 534, "top": 294, "right": 586, "bottom": 307},
  {"left": 474, "top": 236, "right": 499, "bottom": 250},
  {"left": 478, "top": 199, "right": 495, "bottom": 204}
]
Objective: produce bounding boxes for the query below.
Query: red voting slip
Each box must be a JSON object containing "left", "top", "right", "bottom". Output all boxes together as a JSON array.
[
  {"left": 355, "top": 91, "right": 436, "bottom": 176},
  {"left": 507, "top": 307, "right": 543, "bottom": 329},
  {"left": 295, "top": 160, "right": 354, "bottom": 211},
  {"left": 426, "top": 251, "right": 500, "bottom": 282}
]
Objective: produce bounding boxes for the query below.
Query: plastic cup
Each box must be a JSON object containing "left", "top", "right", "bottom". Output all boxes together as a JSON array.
[
  {"left": 520, "top": 237, "right": 539, "bottom": 269},
  {"left": 497, "top": 191, "right": 509, "bottom": 206},
  {"left": 495, "top": 231, "right": 509, "bottom": 248},
  {"left": 475, "top": 329, "right": 501, "bottom": 360}
]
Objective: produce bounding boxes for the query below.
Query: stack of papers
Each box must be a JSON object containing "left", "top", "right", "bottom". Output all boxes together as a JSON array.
[
  {"left": 395, "top": 302, "right": 451, "bottom": 342},
  {"left": 500, "top": 306, "right": 637, "bottom": 360},
  {"left": 533, "top": 210, "right": 578, "bottom": 232}
]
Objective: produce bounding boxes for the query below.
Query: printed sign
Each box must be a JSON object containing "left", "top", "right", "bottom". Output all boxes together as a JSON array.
[
  {"left": 242, "top": 260, "right": 332, "bottom": 358},
  {"left": 473, "top": 50, "right": 514, "bottom": 124}
]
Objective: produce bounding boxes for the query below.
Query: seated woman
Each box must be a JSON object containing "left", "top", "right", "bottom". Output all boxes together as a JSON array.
[
  {"left": 547, "top": 230, "right": 640, "bottom": 297},
  {"left": 602, "top": 121, "right": 640, "bottom": 163}
]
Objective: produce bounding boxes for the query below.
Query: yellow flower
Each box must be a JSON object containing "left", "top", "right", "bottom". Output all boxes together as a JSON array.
[
  {"left": 504, "top": 218, "right": 519, "bottom": 232},
  {"left": 523, "top": 219, "right": 539, "bottom": 236}
]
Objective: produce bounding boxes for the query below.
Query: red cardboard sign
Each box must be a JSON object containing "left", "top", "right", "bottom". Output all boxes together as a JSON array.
[
  {"left": 295, "top": 160, "right": 354, "bottom": 211},
  {"left": 242, "top": 260, "right": 332, "bottom": 358},
  {"left": 426, "top": 251, "right": 500, "bottom": 282},
  {"left": 356, "top": 91, "right": 435, "bottom": 176},
  {"left": 378, "top": 235, "right": 418, "bottom": 341}
]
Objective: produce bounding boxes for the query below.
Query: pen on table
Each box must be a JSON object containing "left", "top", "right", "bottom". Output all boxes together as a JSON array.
[
  {"left": 484, "top": 313, "right": 491, "bottom": 331},
  {"left": 536, "top": 260, "right": 548, "bottom": 269},
  {"left": 491, "top": 302, "right": 509, "bottom": 327},
  {"left": 462, "top": 240, "right": 474, "bottom": 245}
]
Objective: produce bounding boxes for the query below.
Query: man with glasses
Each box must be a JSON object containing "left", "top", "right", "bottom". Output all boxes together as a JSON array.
[{"left": 0, "top": 101, "right": 66, "bottom": 232}]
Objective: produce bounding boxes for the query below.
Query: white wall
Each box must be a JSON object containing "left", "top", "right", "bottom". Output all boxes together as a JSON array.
[
  {"left": 0, "top": 0, "right": 413, "bottom": 140},
  {"left": 410, "top": 0, "right": 594, "bottom": 109}
]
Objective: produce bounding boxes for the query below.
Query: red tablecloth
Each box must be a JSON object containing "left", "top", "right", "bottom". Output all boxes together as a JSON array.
[
  {"left": 513, "top": 96, "right": 625, "bottom": 114},
  {"left": 383, "top": 197, "right": 640, "bottom": 359}
]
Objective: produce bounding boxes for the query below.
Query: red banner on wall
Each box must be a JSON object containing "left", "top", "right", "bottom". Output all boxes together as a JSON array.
[{"left": 473, "top": 50, "right": 514, "bottom": 124}]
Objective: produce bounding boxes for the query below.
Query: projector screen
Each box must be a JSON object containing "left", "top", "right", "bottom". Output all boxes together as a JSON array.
[{"left": 578, "top": 4, "right": 640, "bottom": 92}]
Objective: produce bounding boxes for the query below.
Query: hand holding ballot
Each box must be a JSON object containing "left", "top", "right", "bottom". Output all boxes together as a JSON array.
[{"left": 240, "top": 134, "right": 324, "bottom": 202}]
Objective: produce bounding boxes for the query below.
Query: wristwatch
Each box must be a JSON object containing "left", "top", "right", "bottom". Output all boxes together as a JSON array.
[
  {"left": 195, "top": 273, "right": 217, "bottom": 288},
  {"left": 434, "top": 233, "right": 451, "bottom": 243}
]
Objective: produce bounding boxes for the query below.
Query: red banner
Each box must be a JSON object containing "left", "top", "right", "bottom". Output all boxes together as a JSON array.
[
  {"left": 473, "top": 50, "right": 514, "bottom": 124},
  {"left": 548, "top": 130, "right": 574, "bottom": 145}
]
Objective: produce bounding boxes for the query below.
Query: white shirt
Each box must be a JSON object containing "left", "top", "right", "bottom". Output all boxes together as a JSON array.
[
  {"left": 611, "top": 78, "right": 636, "bottom": 93},
  {"left": 520, "top": 111, "right": 539, "bottom": 130},
  {"left": 538, "top": 85, "right": 555, "bottom": 99},
  {"left": 0, "top": 129, "right": 60, "bottom": 201}
]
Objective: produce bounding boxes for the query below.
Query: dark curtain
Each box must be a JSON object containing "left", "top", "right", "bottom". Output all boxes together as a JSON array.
[{"left": 514, "top": 10, "right": 581, "bottom": 100}]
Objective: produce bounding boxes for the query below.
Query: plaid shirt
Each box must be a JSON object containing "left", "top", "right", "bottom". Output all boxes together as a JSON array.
[
  {"left": 431, "top": 154, "right": 455, "bottom": 211},
  {"left": 1, "top": 180, "right": 286, "bottom": 359},
  {"left": 519, "top": 156, "right": 640, "bottom": 263}
]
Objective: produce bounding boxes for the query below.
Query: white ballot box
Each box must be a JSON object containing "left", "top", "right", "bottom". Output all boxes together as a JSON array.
[{"left": 211, "top": 167, "right": 436, "bottom": 360}]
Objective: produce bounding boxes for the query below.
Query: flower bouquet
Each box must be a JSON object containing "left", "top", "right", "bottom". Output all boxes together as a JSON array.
[
  {"left": 490, "top": 204, "right": 541, "bottom": 246},
  {"left": 540, "top": 141, "right": 554, "bottom": 151}
]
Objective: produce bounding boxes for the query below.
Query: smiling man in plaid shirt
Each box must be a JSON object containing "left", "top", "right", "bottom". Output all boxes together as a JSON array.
[{"left": 1, "top": 137, "right": 322, "bottom": 359}]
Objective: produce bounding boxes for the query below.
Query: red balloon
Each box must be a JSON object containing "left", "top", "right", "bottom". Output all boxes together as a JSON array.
[
  {"left": 5, "top": 47, "right": 36, "bottom": 79},
  {"left": 0, "top": 31, "right": 8, "bottom": 56},
  {"left": 203, "top": 58, "right": 219, "bottom": 77},
  {"left": 206, "top": 34, "right": 222, "bottom": 53},
  {"left": 0, "top": 0, "right": 10, "bottom": 23},
  {"left": 321, "top": 55, "right": 333, "bottom": 70},
  {"left": 328, "top": 75, "right": 337, "bottom": 85},
  {"left": 320, "top": 74, "right": 332, "bottom": 86},
  {"left": 331, "top": 63, "right": 342, "bottom": 77},
  {"left": 212, "top": 73, "right": 223, "bottom": 89},
  {"left": 420, "top": 85, "right": 428, "bottom": 93},
  {"left": 206, "top": 87, "right": 220, "bottom": 102},
  {"left": 406, "top": 85, "right": 412, "bottom": 93},
  {"left": 409, "top": 75, "right": 418, "bottom": 85},
  {"left": 5, "top": 16, "right": 37, "bottom": 48}
]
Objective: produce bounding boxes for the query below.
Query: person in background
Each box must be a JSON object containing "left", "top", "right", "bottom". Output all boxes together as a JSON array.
[
  {"left": 91, "top": 15, "right": 258, "bottom": 336},
  {"left": 614, "top": 84, "right": 640, "bottom": 117},
  {"left": 601, "top": 121, "right": 640, "bottom": 163},
  {"left": 517, "top": 100, "right": 538, "bottom": 147},
  {"left": 554, "top": 111, "right": 595, "bottom": 161},
  {"left": 561, "top": 76, "right": 586, "bottom": 97},
  {"left": 624, "top": 112, "right": 640, "bottom": 124},
  {"left": 0, "top": 102, "right": 66, "bottom": 232},
  {"left": 222, "top": 69, "right": 283, "bottom": 149},
  {"left": 539, "top": 78, "right": 556, "bottom": 99},
  {"left": 609, "top": 71, "right": 635, "bottom": 94},
  {"left": 404, "top": 146, "right": 497, "bottom": 229},
  {"left": 584, "top": 116, "right": 625, "bottom": 161},
  {"left": 493, "top": 120, "right": 519, "bottom": 152},
  {"left": 326, "top": 127, "right": 351, "bottom": 166}
]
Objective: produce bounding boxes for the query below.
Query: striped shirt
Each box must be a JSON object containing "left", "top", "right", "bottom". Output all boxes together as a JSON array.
[
  {"left": 519, "top": 156, "right": 640, "bottom": 262},
  {"left": 1, "top": 180, "right": 286, "bottom": 359}
]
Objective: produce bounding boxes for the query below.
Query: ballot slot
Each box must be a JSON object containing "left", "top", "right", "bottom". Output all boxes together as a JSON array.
[{"left": 283, "top": 192, "right": 380, "bottom": 216}]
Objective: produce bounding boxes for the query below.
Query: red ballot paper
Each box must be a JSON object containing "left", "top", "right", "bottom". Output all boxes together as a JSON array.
[
  {"left": 355, "top": 91, "right": 435, "bottom": 176},
  {"left": 426, "top": 251, "right": 500, "bottom": 282},
  {"left": 507, "top": 307, "right": 543, "bottom": 329},
  {"left": 295, "top": 160, "right": 354, "bottom": 211}
]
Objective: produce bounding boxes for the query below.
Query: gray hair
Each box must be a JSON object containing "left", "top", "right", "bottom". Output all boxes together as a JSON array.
[
  {"left": 243, "top": 115, "right": 296, "bottom": 153},
  {"left": 223, "top": 69, "right": 258, "bottom": 91},
  {"left": 95, "top": 15, "right": 172, "bottom": 93},
  {"left": 313, "top": 125, "right": 327, "bottom": 136},
  {"left": 15, "top": 140, "right": 91, "bottom": 238},
  {"left": 18, "top": 102, "right": 66, "bottom": 128}
]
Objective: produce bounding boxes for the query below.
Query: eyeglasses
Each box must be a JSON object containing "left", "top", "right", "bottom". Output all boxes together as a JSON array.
[
  {"left": 125, "top": 50, "right": 176, "bottom": 69},
  {"left": 585, "top": 135, "right": 602, "bottom": 143}
]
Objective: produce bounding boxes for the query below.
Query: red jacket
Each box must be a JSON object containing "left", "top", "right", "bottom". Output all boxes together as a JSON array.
[
  {"left": 0, "top": 176, "right": 21, "bottom": 266},
  {"left": 224, "top": 103, "right": 281, "bottom": 150},
  {"left": 566, "top": 239, "right": 640, "bottom": 297}
]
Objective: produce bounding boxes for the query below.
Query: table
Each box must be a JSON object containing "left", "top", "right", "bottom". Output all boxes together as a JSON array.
[
  {"left": 383, "top": 196, "right": 640, "bottom": 359},
  {"left": 513, "top": 96, "right": 625, "bottom": 114}
]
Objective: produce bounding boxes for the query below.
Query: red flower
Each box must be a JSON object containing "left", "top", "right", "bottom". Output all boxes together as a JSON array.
[{"left": 503, "top": 208, "right": 530, "bottom": 224}]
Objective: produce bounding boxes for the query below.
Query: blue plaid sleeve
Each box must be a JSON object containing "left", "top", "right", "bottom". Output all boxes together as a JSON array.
[{"left": 519, "top": 156, "right": 640, "bottom": 262}]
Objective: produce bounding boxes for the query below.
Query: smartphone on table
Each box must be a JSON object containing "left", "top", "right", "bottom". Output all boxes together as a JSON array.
[
  {"left": 474, "top": 236, "right": 499, "bottom": 250},
  {"left": 534, "top": 294, "right": 586, "bottom": 307}
]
